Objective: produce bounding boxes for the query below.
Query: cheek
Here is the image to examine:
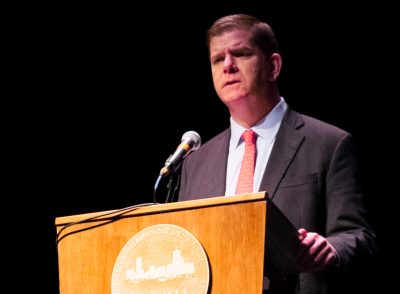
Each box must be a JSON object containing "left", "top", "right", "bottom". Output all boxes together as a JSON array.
[
  {"left": 211, "top": 69, "right": 223, "bottom": 86},
  {"left": 212, "top": 77, "right": 220, "bottom": 95},
  {"left": 252, "top": 66, "right": 267, "bottom": 83},
  {"left": 243, "top": 67, "right": 260, "bottom": 86}
]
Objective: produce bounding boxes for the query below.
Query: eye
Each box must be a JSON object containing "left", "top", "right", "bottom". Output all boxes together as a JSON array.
[
  {"left": 233, "top": 49, "right": 253, "bottom": 58},
  {"left": 212, "top": 57, "right": 223, "bottom": 65}
]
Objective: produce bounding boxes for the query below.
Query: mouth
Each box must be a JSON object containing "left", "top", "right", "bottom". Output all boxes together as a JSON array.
[{"left": 223, "top": 80, "right": 240, "bottom": 88}]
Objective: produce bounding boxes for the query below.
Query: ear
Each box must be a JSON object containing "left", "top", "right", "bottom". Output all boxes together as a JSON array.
[{"left": 269, "top": 53, "right": 282, "bottom": 82}]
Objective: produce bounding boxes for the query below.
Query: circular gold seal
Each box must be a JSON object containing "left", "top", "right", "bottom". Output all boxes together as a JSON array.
[{"left": 111, "top": 224, "right": 209, "bottom": 294}]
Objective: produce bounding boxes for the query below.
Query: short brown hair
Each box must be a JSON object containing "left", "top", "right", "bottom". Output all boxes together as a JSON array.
[{"left": 206, "top": 14, "right": 279, "bottom": 56}]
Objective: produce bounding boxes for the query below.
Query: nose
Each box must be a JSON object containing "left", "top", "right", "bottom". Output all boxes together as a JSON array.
[{"left": 223, "top": 54, "right": 238, "bottom": 74}]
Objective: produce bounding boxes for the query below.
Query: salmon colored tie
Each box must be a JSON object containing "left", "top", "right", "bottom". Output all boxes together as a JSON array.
[{"left": 236, "top": 129, "right": 257, "bottom": 194}]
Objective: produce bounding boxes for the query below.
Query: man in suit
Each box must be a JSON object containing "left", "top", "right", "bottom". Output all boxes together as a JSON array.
[{"left": 178, "top": 14, "right": 377, "bottom": 293}]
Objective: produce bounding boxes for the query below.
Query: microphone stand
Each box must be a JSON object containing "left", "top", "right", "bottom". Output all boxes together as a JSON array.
[
  {"left": 165, "top": 174, "right": 180, "bottom": 203},
  {"left": 153, "top": 173, "right": 181, "bottom": 204},
  {"left": 165, "top": 176, "right": 174, "bottom": 203}
]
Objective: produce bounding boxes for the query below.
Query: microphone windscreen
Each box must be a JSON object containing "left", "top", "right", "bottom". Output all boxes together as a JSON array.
[{"left": 181, "top": 131, "right": 201, "bottom": 150}]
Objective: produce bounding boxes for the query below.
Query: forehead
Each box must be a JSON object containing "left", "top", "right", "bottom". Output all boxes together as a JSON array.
[{"left": 209, "top": 29, "right": 254, "bottom": 55}]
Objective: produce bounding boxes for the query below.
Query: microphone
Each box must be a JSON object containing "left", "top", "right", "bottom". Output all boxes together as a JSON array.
[{"left": 160, "top": 131, "right": 201, "bottom": 177}]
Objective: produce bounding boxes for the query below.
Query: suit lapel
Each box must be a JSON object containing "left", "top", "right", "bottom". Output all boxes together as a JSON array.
[
  {"left": 206, "top": 129, "right": 230, "bottom": 197},
  {"left": 260, "top": 109, "right": 305, "bottom": 200}
]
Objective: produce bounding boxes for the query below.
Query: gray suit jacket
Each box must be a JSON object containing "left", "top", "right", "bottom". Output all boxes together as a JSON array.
[{"left": 178, "top": 108, "right": 376, "bottom": 294}]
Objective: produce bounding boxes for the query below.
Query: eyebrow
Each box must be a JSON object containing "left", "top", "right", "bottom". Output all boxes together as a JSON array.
[{"left": 210, "top": 45, "right": 254, "bottom": 61}]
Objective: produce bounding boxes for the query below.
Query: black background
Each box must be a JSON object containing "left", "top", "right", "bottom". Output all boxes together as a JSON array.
[{"left": 20, "top": 2, "right": 396, "bottom": 293}]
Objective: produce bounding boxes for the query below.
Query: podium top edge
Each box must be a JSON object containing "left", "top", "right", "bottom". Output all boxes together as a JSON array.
[{"left": 55, "top": 192, "right": 266, "bottom": 225}]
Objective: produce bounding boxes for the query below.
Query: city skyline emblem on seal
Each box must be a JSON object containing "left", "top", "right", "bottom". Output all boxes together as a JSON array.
[{"left": 111, "top": 224, "right": 210, "bottom": 294}]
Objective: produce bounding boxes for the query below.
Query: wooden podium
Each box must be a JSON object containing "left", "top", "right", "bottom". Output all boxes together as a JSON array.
[{"left": 55, "top": 192, "right": 298, "bottom": 293}]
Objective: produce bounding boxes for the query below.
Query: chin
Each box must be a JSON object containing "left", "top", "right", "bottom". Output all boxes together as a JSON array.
[{"left": 222, "top": 94, "right": 247, "bottom": 107}]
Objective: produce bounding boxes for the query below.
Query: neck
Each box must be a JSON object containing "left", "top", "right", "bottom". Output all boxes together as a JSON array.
[{"left": 230, "top": 94, "right": 280, "bottom": 129}]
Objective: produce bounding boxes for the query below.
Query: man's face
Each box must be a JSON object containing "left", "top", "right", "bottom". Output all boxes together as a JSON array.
[{"left": 209, "top": 29, "right": 270, "bottom": 108}]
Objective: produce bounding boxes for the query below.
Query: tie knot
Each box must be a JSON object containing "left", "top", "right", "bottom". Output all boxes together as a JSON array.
[{"left": 242, "top": 129, "right": 256, "bottom": 144}]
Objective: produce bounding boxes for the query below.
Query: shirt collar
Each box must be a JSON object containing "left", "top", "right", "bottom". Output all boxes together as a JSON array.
[{"left": 230, "top": 97, "right": 288, "bottom": 148}]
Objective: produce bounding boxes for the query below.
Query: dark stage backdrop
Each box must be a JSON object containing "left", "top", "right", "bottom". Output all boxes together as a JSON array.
[{"left": 33, "top": 3, "right": 395, "bottom": 293}]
